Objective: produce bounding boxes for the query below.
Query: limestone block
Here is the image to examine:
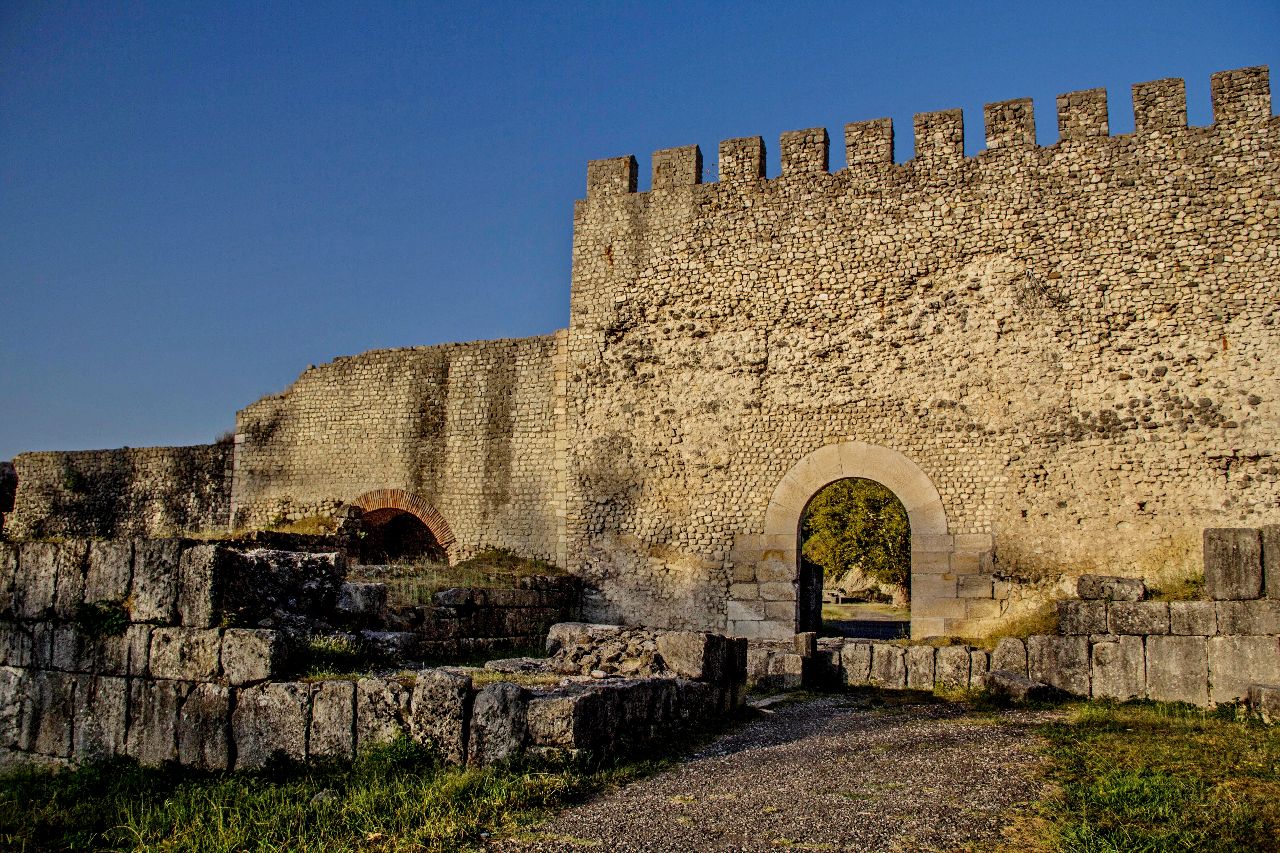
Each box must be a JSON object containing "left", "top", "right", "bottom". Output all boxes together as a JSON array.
[
  {"left": 969, "top": 650, "right": 989, "bottom": 689},
  {"left": 85, "top": 540, "right": 132, "bottom": 604},
  {"left": 526, "top": 686, "right": 621, "bottom": 754},
  {"left": 0, "top": 667, "right": 27, "bottom": 749},
  {"left": 1169, "top": 601, "right": 1216, "bottom": 636},
  {"left": 1249, "top": 684, "right": 1280, "bottom": 725},
  {"left": 656, "top": 631, "right": 733, "bottom": 682},
  {"left": 72, "top": 675, "right": 128, "bottom": 762},
  {"left": 982, "top": 670, "right": 1053, "bottom": 703},
  {"left": 746, "top": 647, "right": 773, "bottom": 687},
  {"left": 0, "top": 622, "right": 32, "bottom": 668},
  {"left": 758, "top": 582, "right": 794, "bottom": 601},
  {"left": 14, "top": 543, "right": 60, "bottom": 619},
  {"left": 51, "top": 625, "right": 85, "bottom": 672},
  {"left": 935, "top": 645, "right": 970, "bottom": 691},
  {"left": 355, "top": 677, "right": 410, "bottom": 753},
  {"left": 1076, "top": 575, "right": 1145, "bottom": 601},
  {"left": 1027, "top": 635, "right": 1089, "bottom": 696},
  {"left": 1209, "top": 636, "right": 1280, "bottom": 704},
  {"left": 232, "top": 681, "right": 310, "bottom": 769},
  {"left": 336, "top": 582, "right": 388, "bottom": 623},
  {"left": 1145, "top": 636, "right": 1208, "bottom": 705},
  {"left": 130, "top": 539, "right": 182, "bottom": 624},
  {"left": 1091, "top": 635, "right": 1145, "bottom": 700},
  {"left": 1204, "top": 528, "right": 1263, "bottom": 601},
  {"left": 126, "top": 624, "right": 152, "bottom": 676},
  {"left": 991, "top": 638, "right": 1027, "bottom": 676},
  {"left": 906, "top": 645, "right": 936, "bottom": 690},
  {"left": 178, "top": 683, "right": 230, "bottom": 771},
  {"left": 177, "top": 544, "right": 220, "bottom": 627},
  {"left": 1108, "top": 602, "right": 1170, "bottom": 635},
  {"left": 309, "top": 680, "right": 356, "bottom": 761},
  {"left": 149, "top": 628, "right": 221, "bottom": 682},
  {"left": 219, "top": 548, "right": 344, "bottom": 627},
  {"left": 410, "top": 669, "right": 471, "bottom": 764},
  {"left": 222, "top": 629, "right": 287, "bottom": 685},
  {"left": 1215, "top": 601, "right": 1280, "bottom": 636},
  {"left": 0, "top": 544, "right": 15, "bottom": 616},
  {"left": 1058, "top": 601, "right": 1107, "bottom": 635},
  {"left": 468, "top": 682, "right": 528, "bottom": 766},
  {"left": 29, "top": 622, "right": 54, "bottom": 669},
  {"left": 957, "top": 575, "right": 993, "bottom": 598},
  {"left": 841, "top": 642, "right": 872, "bottom": 686},
  {"left": 51, "top": 541, "right": 88, "bottom": 620},
  {"left": 20, "top": 671, "right": 75, "bottom": 757},
  {"left": 1264, "top": 526, "right": 1280, "bottom": 600},
  {"left": 545, "top": 622, "right": 622, "bottom": 655},
  {"left": 870, "top": 644, "right": 906, "bottom": 689},
  {"left": 127, "top": 678, "right": 187, "bottom": 765},
  {"left": 755, "top": 559, "right": 793, "bottom": 583}
]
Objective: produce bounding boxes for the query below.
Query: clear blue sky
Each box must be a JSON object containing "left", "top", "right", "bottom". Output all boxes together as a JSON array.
[{"left": 2, "top": 1, "right": 1276, "bottom": 460}]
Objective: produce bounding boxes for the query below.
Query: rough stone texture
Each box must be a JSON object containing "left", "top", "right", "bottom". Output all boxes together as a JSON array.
[
  {"left": 1076, "top": 575, "right": 1146, "bottom": 602},
  {"left": 1027, "top": 635, "right": 1089, "bottom": 695},
  {"left": 309, "top": 680, "right": 356, "bottom": 761},
  {"left": 1204, "top": 527, "right": 1264, "bottom": 600},
  {"left": 1108, "top": 601, "right": 1170, "bottom": 636},
  {"left": 905, "top": 645, "right": 936, "bottom": 690},
  {"left": 177, "top": 544, "right": 220, "bottom": 627},
  {"left": 991, "top": 637, "right": 1028, "bottom": 676},
  {"left": 526, "top": 686, "right": 620, "bottom": 754},
  {"left": 19, "top": 671, "right": 74, "bottom": 757},
  {"left": 148, "top": 628, "right": 221, "bottom": 682},
  {"left": 85, "top": 539, "right": 132, "bottom": 605},
  {"left": 935, "top": 645, "right": 970, "bottom": 691},
  {"left": 839, "top": 642, "right": 872, "bottom": 686},
  {"left": 71, "top": 675, "right": 129, "bottom": 761},
  {"left": 1145, "top": 635, "right": 1209, "bottom": 705},
  {"left": 1250, "top": 683, "right": 1280, "bottom": 724},
  {"left": 125, "top": 624, "right": 152, "bottom": 676},
  {"left": 1057, "top": 600, "right": 1107, "bottom": 634},
  {"left": 1264, "top": 525, "right": 1280, "bottom": 599},
  {"left": 0, "top": 667, "right": 26, "bottom": 750},
  {"left": 468, "top": 682, "right": 528, "bottom": 766},
  {"left": 355, "top": 677, "right": 411, "bottom": 753},
  {"left": 969, "top": 649, "right": 989, "bottom": 688},
  {"left": 410, "top": 669, "right": 471, "bottom": 764},
  {"left": 232, "top": 681, "right": 310, "bottom": 769},
  {"left": 1215, "top": 600, "right": 1280, "bottom": 636},
  {"left": 336, "top": 582, "right": 388, "bottom": 624},
  {"left": 130, "top": 539, "right": 182, "bottom": 624},
  {"left": 1090, "top": 635, "right": 1145, "bottom": 700},
  {"left": 0, "top": 545, "right": 15, "bottom": 616},
  {"left": 178, "top": 683, "right": 230, "bottom": 771},
  {"left": 221, "top": 629, "right": 286, "bottom": 685},
  {"left": 870, "top": 644, "right": 906, "bottom": 689},
  {"left": 1208, "top": 635, "right": 1280, "bottom": 704},
  {"left": 1169, "top": 600, "right": 1216, "bottom": 635},
  {"left": 982, "top": 670, "right": 1054, "bottom": 703},
  {"left": 218, "top": 548, "right": 344, "bottom": 628},
  {"left": 126, "top": 678, "right": 187, "bottom": 765},
  {"left": 655, "top": 631, "right": 733, "bottom": 681}
]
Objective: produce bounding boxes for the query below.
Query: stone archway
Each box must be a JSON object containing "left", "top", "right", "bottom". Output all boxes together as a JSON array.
[
  {"left": 352, "top": 489, "right": 456, "bottom": 562},
  {"left": 728, "top": 442, "right": 984, "bottom": 640}
]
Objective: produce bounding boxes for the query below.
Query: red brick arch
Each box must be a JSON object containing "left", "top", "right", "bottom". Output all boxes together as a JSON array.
[{"left": 351, "top": 489, "right": 456, "bottom": 551}]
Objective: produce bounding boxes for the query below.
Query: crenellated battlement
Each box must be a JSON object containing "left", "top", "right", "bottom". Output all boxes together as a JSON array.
[{"left": 583, "top": 66, "right": 1272, "bottom": 197}]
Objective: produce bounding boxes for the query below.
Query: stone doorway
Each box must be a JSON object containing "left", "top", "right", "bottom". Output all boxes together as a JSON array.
[{"left": 351, "top": 488, "right": 457, "bottom": 564}]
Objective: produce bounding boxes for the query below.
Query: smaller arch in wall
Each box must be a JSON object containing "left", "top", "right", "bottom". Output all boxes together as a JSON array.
[{"left": 352, "top": 489, "right": 457, "bottom": 563}]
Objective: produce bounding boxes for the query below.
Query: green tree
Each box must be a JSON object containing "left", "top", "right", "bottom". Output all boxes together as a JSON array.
[{"left": 800, "top": 478, "right": 910, "bottom": 590}]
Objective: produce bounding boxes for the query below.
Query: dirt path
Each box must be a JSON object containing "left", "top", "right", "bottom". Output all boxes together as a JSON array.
[{"left": 490, "top": 693, "right": 1056, "bottom": 853}]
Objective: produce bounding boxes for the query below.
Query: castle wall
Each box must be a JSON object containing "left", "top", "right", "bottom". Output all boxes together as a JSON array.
[
  {"left": 5, "top": 445, "right": 232, "bottom": 540},
  {"left": 565, "top": 67, "right": 1279, "bottom": 637},
  {"left": 230, "top": 333, "right": 568, "bottom": 564}
]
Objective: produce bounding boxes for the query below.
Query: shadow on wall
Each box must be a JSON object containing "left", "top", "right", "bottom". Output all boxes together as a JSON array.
[
  {"left": 358, "top": 508, "right": 447, "bottom": 565},
  {"left": 0, "top": 462, "right": 15, "bottom": 536}
]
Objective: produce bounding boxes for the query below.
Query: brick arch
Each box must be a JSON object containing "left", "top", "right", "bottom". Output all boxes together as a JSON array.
[{"left": 351, "top": 489, "right": 456, "bottom": 552}]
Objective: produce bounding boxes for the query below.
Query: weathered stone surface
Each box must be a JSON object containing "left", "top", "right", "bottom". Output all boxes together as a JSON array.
[
  {"left": 1264, "top": 525, "right": 1280, "bottom": 600},
  {"left": 982, "top": 670, "right": 1053, "bottom": 703},
  {"left": 149, "top": 628, "right": 221, "bottom": 681},
  {"left": 0, "top": 667, "right": 27, "bottom": 749},
  {"left": 355, "top": 677, "right": 411, "bottom": 752},
  {"left": 0, "top": 545, "right": 16, "bottom": 616},
  {"left": 51, "top": 541, "right": 88, "bottom": 620},
  {"left": 21, "top": 671, "right": 76, "bottom": 758},
  {"left": 51, "top": 625, "right": 85, "bottom": 672},
  {"left": 1091, "top": 635, "right": 1145, "bottom": 700},
  {"left": 870, "top": 644, "right": 906, "bottom": 689},
  {"left": 656, "top": 631, "right": 727, "bottom": 681},
  {"left": 991, "top": 637, "right": 1027, "bottom": 676},
  {"left": 1057, "top": 600, "right": 1108, "bottom": 635},
  {"left": 468, "top": 682, "right": 527, "bottom": 766},
  {"left": 905, "top": 645, "right": 936, "bottom": 690},
  {"left": 127, "top": 678, "right": 187, "bottom": 765},
  {"left": 126, "top": 624, "right": 152, "bottom": 676},
  {"left": 840, "top": 642, "right": 872, "bottom": 686},
  {"left": 1204, "top": 528, "right": 1263, "bottom": 601},
  {"left": 545, "top": 622, "right": 623, "bottom": 655},
  {"left": 410, "top": 669, "right": 471, "bottom": 764},
  {"left": 178, "top": 682, "right": 230, "bottom": 770},
  {"left": 1108, "top": 601, "right": 1170, "bottom": 635},
  {"left": 29, "top": 622, "right": 54, "bottom": 669},
  {"left": 1215, "top": 600, "right": 1280, "bottom": 636},
  {"left": 14, "top": 543, "right": 62, "bottom": 619},
  {"left": 1249, "top": 683, "right": 1280, "bottom": 724},
  {"left": 1145, "top": 635, "right": 1208, "bottom": 705},
  {"left": 1169, "top": 601, "right": 1217, "bottom": 636},
  {"left": 1076, "top": 575, "right": 1146, "bottom": 602},
  {"left": 969, "top": 649, "right": 989, "bottom": 689},
  {"left": 177, "top": 544, "right": 220, "bottom": 627},
  {"left": 336, "top": 582, "right": 388, "bottom": 623},
  {"left": 130, "top": 539, "right": 183, "bottom": 624},
  {"left": 220, "top": 548, "right": 344, "bottom": 628},
  {"left": 72, "top": 675, "right": 128, "bottom": 761},
  {"left": 221, "top": 629, "right": 286, "bottom": 684},
  {"left": 1027, "top": 635, "right": 1089, "bottom": 696},
  {"left": 1208, "top": 635, "right": 1280, "bottom": 704},
  {"left": 309, "top": 680, "right": 356, "bottom": 761},
  {"left": 526, "top": 686, "right": 620, "bottom": 755},
  {"left": 935, "top": 645, "right": 970, "bottom": 691},
  {"left": 232, "top": 681, "right": 310, "bottom": 768},
  {"left": 85, "top": 539, "right": 132, "bottom": 604}
]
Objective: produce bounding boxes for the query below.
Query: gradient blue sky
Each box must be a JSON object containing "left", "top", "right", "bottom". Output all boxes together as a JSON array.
[{"left": 2, "top": 1, "right": 1276, "bottom": 460}]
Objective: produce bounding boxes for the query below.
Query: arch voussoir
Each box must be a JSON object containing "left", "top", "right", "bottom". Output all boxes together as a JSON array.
[{"left": 352, "top": 488, "right": 457, "bottom": 549}]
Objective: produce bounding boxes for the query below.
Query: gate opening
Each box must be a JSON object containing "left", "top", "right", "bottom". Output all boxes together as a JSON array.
[
  {"left": 358, "top": 508, "right": 446, "bottom": 564},
  {"left": 798, "top": 477, "right": 910, "bottom": 639}
]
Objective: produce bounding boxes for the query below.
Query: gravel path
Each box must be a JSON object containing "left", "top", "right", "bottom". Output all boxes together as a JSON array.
[{"left": 490, "top": 693, "right": 1057, "bottom": 853}]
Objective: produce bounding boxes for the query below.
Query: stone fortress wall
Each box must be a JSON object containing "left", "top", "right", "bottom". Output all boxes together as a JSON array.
[{"left": 565, "top": 66, "right": 1278, "bottom": 639}]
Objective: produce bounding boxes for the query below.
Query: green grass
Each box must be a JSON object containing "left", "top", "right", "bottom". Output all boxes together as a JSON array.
[
  {"left": 0, "top": 737, "right": 666, "bottom": 852},
  {"left": 1016, "top": 701, "right": 1280, "bottom": 852}
]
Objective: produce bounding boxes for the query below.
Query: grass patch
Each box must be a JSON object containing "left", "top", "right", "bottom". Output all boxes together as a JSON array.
[
  {"left": 1016, "top": 700, "right": 1280, "bottom": 852},
  {"left": 353, "top": 549, "right": 567, "bottom": 606},
  {"left": 969, "top": 601, "right": 1059, "bottom": 650},
  {"left": 1147, "top": 573, "right": 1205, "bottom": 602},
  {"left": 0, "top": 736, "right": 671, "bottom": 852}
]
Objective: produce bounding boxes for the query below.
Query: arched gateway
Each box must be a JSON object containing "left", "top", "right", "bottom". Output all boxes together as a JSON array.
[
  {"left": 729, "top": 442, "right": 985, "bottom": 640},
  {"left": 352, "top": 489, "right": 456, "bottom": 564}
]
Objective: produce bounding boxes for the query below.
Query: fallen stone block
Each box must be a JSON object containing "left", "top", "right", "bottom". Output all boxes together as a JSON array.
[
  {"left": 1215, "top": 600, "right": 1280, "bottom": 636},
  {"left": 127, "top": 678, "right": 188, "bottom": 765},
  {"left": 72, "top": 675, "right": 128, "bottom": 762},
  {"left": 1076, "top": 575, "right": 1145, "bottom": 602},
  {"left": 656, "top": 631, "right": 724, "bottom": 680},
  {"left": 1204, "top": 527, "right": 1263, "bottom": 601},
  {"left": 232, "top": 681, "right": 310, "bottom": 769},
  {"left": 1108, "top": 601, "right": 1170, "bottom": 635},
  {"left": 1091, "top": 635, "right": 1145, "bottom": 700},
  {"left": 178, "top": 682, "right": 230, "bottom": 770},
  {"left": 991, "top": 637, "right": 1028, "bottom": 677},
  {"left": 222, "top": 629, "right": 287, "bottom": 685},
  {"left": 410, "top": 669, "right": 471, "bottom": 764},
  {"left": 870, "top": 644, "right": 906, "bottom": 689},
  {"left": 1057, "top": 600, "right": 1107, "bottom": 635},
  {"left": 545, "top": 622, "right": 622, "bottom": 655},
  {"left": 149, "top": 627, "right": 221, "bottom": 682},
  {"left": 130, "top": 539, "right": 183, "bottom": 624},
  {"left": 355, "top": 677, "right": 410, "bottom": 753},
  {"left": 982, "top": 670, "right": 1054, "bottom": 703},
  {"left": 1027, "top": 635, "right": 1089, "bottom": 696},
  {"left": 1249, "top": 684, "right": 1280, "bottom": 724},
  {"left": 905, "top": 645, "right": 936, "bottom": 690},
  {"left": 309, "top": 680, "right": 356, "bottom": 761},
  {"left": 85, "top": 539, "right": 132, "bottom": 605},
  {"left": 840, "top": 642, "right": 872, "bottom": 686},
  {"left": 1169, "top": 601, "right": 1217, "bottom": 636},
  {"left": 936, "top": 645, "right": 971, "bottom": 691},
  {"left": 467, "top": 682, "right": 527, "bottom": 766},
  {"left": 1209, "top": 635, "right": 1280, "bottom": 704},
  {"left": 767, "top": 651, "right": 805, "bottom": 690},
  {"left": 1145, "top": 635, "right": 1208, "bottom": 705},
  {"left": 526, "top": 685, "right": 619, "bottom": 755}
]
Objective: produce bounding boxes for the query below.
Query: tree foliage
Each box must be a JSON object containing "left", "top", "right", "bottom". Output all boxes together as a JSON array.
[{"left": 800, "top": 478, "right": 910, "bottom": 590}]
